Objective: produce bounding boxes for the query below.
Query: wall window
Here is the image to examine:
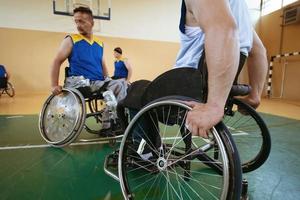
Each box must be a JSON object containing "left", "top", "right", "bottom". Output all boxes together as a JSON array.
[
  {"left": 262, "top": 0, "right": 282, "bottom": 16},
  {"left": 261, "top": 0, "right": 298, "bottom": 16},
  {"left": 283, "top": 0, "right": 298, "bottom": 6}
]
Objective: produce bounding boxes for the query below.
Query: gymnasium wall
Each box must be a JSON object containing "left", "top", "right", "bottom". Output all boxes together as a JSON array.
[
  {"left": 0, "top": 27, "right": 179, "bottom": 94},
  {"left": 0, "top": 0, "right": 180, "bottom": 43},
  {"left": 1, "top": 0, "right": 299, "bottom": 100},
  {"left": 258, "top": 1, "right": 300, "bottom": 100}
]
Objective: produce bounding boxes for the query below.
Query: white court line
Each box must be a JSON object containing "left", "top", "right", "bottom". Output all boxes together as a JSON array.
[
  {"left": 0, "top": 140, "right": 109, "bottom": 151},
  {"left": 162, "top": 136, "right": 201, "bottom": 140},
  {"left": 231, "top": 132, "right": 249, "bottom": 136},
  {"left": 6, "top": 115, "right": 24, "bottom": 119},
  {"left": 228, "top": 126, "right": 249, "bottom": 136}
]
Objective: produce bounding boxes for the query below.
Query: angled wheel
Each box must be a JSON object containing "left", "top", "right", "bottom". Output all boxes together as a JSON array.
[
  {"left": 224, "top": 98, "right": 271, "bottom": 173},
  {"left": 39, "top": 88, "right": 86, "bottom": 147},
  {"left": 118, "top": 99, "right": 242, "bottom": 200},
  {"left": 5, "top": 82, "right": 15, "bottom": 97}
]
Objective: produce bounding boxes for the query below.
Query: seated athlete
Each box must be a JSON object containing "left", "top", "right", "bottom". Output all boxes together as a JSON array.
[
  {"left": 0, "top": 64, "right": 10, "bottom": 88},
  {"left": 175, "top": 0, "right": 268, "bottom": 138},
  {"left": 50, "top": 6, "right": 127, "bottom": 134},
  {"left": 112, "top": 47, "right": 132, "bottom": 83}
]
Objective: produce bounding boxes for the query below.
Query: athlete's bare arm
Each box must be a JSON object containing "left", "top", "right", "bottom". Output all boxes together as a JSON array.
[
  {"left": 50, "top": 36, "right": 73, "bottom": 95},
  {"left": 185, "top": 0, "right": 240, "bottom": 137}
]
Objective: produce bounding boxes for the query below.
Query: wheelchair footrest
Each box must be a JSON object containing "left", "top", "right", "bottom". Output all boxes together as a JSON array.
[
  {"left": 104, "top": 151, "right": 120, "bottom": 182},
  {"left": 97, "top": 119, "right": 124, "bottom": 137}
]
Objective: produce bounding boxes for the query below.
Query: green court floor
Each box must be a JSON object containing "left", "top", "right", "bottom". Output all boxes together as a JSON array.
[{"left": 0, "top": 114, "right": 299, "bottom": 200}]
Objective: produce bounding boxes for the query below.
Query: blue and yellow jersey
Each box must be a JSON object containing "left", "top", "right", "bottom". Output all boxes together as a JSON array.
[
  {"left": 67, "top": 34, "right": 104, "bottom": 81},
  {"left": 0, "top": 65, "right": 6, "bottom": 78},
  {"left": 114, "top": 58, "right": 128, "bottom": 79}
]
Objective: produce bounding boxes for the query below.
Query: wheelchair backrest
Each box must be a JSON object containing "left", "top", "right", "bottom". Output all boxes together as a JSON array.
[
  {"left": 65, "top": 67, "right": 70, "bottom": 78},
  {"left": 142, "top": 67, "right": 206, "bottom": 106},
  {"left": 0, "top": 77, "right": 7, "bottom": 89},
  {"left": 120, "top": 68, "right": 206, "bottom": 111}
]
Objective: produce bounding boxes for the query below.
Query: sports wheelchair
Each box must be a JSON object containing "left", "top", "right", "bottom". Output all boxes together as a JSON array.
[
  {"left": 39, "top": 67, "right": 271, "bottom": 199},
  {"left": 0, "top": 77, "right": 15, "bottom": 97},
  {"left": 103, "top": 67, "right": 270, "bottom": 199},
  {"left": 39, "top": 68, "right": 125, "bottom": 147}
]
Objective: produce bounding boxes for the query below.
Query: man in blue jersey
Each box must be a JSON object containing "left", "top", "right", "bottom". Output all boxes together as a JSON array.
[
  {"left": 112, "top": 47, "right": 132, "bottom": 83},
  {"left": 50, "top": 6, "right": 127, "bottom": 133},
  {"left": 0, "top": 65, "right": 10, "bottom": 88},
  {"left": 0, "top": 65, "right": 9, "bottom": 79},
  {"left": 176, "top": 0, "right": 268, "bottom": 138}
]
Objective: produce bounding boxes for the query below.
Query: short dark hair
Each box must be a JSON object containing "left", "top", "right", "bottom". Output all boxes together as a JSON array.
[
  {"left": 73, "top": 6, "right": 93, "bottom": 18},
  {"left": 114, "top": 47, "right": 122, "bottom": 55}
]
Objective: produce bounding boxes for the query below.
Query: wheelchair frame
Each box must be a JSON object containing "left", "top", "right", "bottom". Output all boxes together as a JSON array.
[
  {"left": 0, "top": 78, "right": 15, "bottom": 97},
  {"left": 105, "top": 98, "right": 243, "bottom": 200},
  {"left": 39, "top": 66, "right": 126, "bottom": 147},
  {"left": 38, "top": 67, "right": 271, "bottom": 199},
  {"left": 102, "top": 84, "right": 270, "bottom": 199}
]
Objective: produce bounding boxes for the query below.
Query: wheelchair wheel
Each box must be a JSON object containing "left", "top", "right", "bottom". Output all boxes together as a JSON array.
[
  {"left": 39, "top": 88, "right": 86, "bottom": 147},
  {"left": 118, "top": 99, "right": 242, "bottom": 200},
  {"left": 224, "top": 98, "right": 271, "bottom": 173},
  {"left": 5, "top": 82, "right": 15, "bottom": 97}
]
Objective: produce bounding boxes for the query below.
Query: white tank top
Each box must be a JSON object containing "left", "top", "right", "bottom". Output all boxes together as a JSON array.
[{"left": 175, "top": 0, "right": 253, "bottom": 69}]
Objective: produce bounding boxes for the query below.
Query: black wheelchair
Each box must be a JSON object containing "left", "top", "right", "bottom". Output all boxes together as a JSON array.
[
  {"left": 224, "top": 91, "right": 271, "bottom": 173},
  {"left": 0, "top": 77, "right": 15, "bottom": 97},
  {"left": 39, "top": 67, "right": 271, "bottom": 199},
  {"left": 104, "top": 67, "right": 270, "bottom": 199}
]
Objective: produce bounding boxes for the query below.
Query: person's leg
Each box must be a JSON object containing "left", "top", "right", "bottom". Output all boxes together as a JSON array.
[
  {"left": 90, "top": 80, "right": 111, "bottom": 131},
  {"left": 64, "top": 76, "right": 90, "bottom": 88},
  {"left": 90, "top": 79, "right": 128, "bottom": 134},
  {"left": 106, "top": 79, "right": 128, "bottom": 102}
]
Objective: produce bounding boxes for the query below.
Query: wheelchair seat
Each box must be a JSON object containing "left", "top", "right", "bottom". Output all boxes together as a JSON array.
[
  {"left": 64, "top": 66, "right": 109, "bottom": 100},
  {"left": 121, "top": 67, "right": 250, "bottom": 113},
  {"left": 119, "top": 68, "right": 205, "bottom": 113},
  {"left": 75, "top": 83, "right": 108, "bottom": 100}
]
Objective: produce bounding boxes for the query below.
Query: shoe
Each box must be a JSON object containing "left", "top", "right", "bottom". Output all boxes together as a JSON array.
[
  {"left": 106, "top": 151, "right": 119, "bottom": 169},
  {"left": 98, "top": 127, "right": 114, "bottom": 137},
  {"left": 128, "top": 155, "right": 158, "bottom": 174},
  {"left": 125, "top": 142, "right": 159, "bottom": 173}
]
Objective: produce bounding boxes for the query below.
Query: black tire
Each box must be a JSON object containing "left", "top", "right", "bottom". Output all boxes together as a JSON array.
[
  {"left": 214, "top": 122, "right": 242, "bottom": 200},
  {"left": 5, "top": 82, "right": 15, "bottom": 97},
  {"left": 118, "top": 99, "right": 242, "bottom": 200},
  {"left": 224, "top": 98, "right": 271, "bottom": 173}
]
